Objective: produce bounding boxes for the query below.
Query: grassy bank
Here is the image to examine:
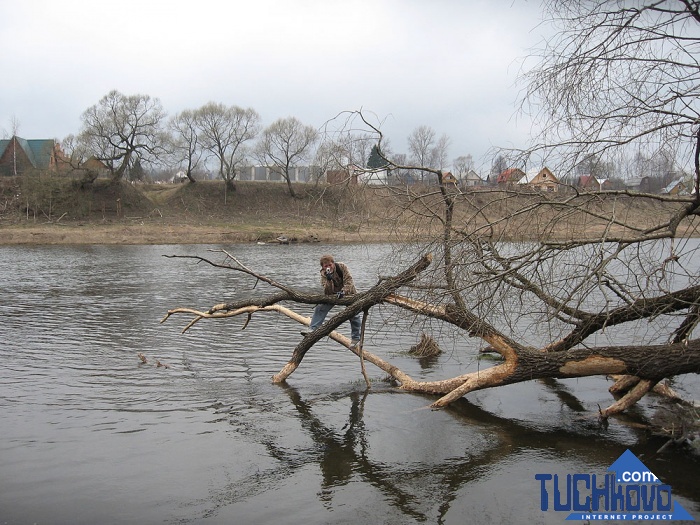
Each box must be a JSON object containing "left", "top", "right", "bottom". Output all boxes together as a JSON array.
[
  {"left": 0, "top": 175, "right": 697, "bottom": 245},
  {"left": 0, "top": 177, "right": 395, "bottom": 245}
]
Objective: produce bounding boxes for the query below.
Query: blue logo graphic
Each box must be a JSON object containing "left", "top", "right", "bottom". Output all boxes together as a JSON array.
[{"left": 535, "top": 449, "right": 695, "bottom": 521}]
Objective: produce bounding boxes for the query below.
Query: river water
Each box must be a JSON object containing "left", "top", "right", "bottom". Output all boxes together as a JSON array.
[{"left": 0, "top": 242, "right": 698, "bottom": 524}]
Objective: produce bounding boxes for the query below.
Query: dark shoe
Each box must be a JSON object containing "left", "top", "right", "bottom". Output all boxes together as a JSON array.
[{"left": 300, "top": 330, "right": 310, "bottom": 337}]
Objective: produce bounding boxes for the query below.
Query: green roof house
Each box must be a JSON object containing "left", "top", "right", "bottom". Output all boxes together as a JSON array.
[{"left": 0, "top": 136, "right": 66, "bottom": 176}]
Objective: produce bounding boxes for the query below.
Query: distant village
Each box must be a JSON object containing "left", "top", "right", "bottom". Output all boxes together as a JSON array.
[{"left": 1, "top": 135, "right": 694, "bottom": 196}]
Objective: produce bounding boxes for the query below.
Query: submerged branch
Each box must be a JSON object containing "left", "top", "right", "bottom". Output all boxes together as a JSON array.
[{"left": 163, "top": 249, "right": 700, "bottom": 414}]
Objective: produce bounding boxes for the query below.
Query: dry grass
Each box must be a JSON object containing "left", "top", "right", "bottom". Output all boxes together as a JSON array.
[
  {"left": 408, "top": 333, "right": 443, "bottom": 358},
  {"left": 0, "top": 177, "right": 395, "bottom": 244},
  {"left": 0, "top": 176, "right": 697, "bottom": 245}
]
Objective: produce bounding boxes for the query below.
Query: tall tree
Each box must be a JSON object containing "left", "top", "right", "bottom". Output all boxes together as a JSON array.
[
  {"left": 406, "top": 125, "right": 451, "bottom": 181},
  {"left": 407, "top": 125, "right": 435, "bottom": 168},
  {"left": 78, "top": 90, "right": 167, "bottom": 182},
  {"left": 407, "top": 125, "right": 433, "bottom": 182},
  {"left": 169, "top": 109, "right": 203, "bottom": 183},
  {"left": 489, "top": 154, "right": 509, "bottom": 183},
  {"left": 7, "top": 117, "right": 21, "bottom": 176},
  {"left": 195, "top": 102, "right": 260, "bottom": 193},
  {"left": 367, "top": 144, "right": 388, "bottom": 170},
  {"left": 255, "top": 117, "right": 319, "bottom": 198},
  {"left": 432, "top": 134, "right": 451, "bottom": 171},
  {"left": 452, "top": 154, "right": 474, "bottom": 179}
]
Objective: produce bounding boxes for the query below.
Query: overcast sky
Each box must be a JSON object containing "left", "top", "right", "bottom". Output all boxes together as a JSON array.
[{"left": 1, "top": 0, "right": 547, "bottom": 173}]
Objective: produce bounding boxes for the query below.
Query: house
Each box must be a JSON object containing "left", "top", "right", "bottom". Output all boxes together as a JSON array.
[
  {"left": 80, "top": 156, "right": 110, "bottom": 178},
  {"left": 496, "top": 168, "right": 525, "bottom": 185},
  {"left": 623, "top": 176, "right": 651, "bottom": 192},
  {"left": 578, "top": 174, "right": 611, "bottom": 191},
  {"left": 518, "top": 167, "right": 559, "bottom": 192},
  {"left": 0, "top": 135, "right": 68, "bottom": 176},
  {"left": 661, "top": 179, "right": 689, "bottom": 195},
  {"left": 326, "top": 169, "right": 358, "bottom": 185},
  {"left": 441, "top": 172, "right": 458, "bottom": 185},
  {"left": 461, "top": 169, "right": 483, "bottom": 187}
]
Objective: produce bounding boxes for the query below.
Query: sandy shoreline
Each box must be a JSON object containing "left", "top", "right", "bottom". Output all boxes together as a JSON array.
[{"left": 0, "top": 222, "right": 397, "bottom": 246}]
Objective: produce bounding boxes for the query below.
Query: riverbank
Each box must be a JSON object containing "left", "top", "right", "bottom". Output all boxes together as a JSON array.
[
  {"left": 0, "top": 220, "right": 395, "bottom": 245},
  {"left": 0, "top": 178, "right": 400, "bottom": 245},
  {"left": 1, "top": 176, "right": 697, "bottom": 245}
]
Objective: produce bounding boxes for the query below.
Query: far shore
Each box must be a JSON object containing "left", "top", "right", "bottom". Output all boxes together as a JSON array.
[
  {"left": 3, "top": 219, "right": 699, "bottom": 247},
  {"left": 4, "top": 177, "right": 698, "bottom": 247},
  {"left": 0, "top": 221, "right": 399, "bottom": 246}
]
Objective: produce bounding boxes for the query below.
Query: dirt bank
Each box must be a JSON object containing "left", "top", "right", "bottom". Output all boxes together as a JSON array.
[
  {"left": 1, "top": 177, "right": 697, "bottom": 245},
  {"left": 0, "top": 178, "right": 400, "bottom": 245}
]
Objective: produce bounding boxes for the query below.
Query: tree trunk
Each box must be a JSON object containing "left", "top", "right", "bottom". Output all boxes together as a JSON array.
[
  {"left": 285, "top": 176, "right": 297, "bottom": 198},
  {"left": 429, "top": 341, "right": 700, "bottom": 408}
]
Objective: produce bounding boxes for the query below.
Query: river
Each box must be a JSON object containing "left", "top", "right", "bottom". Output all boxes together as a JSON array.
[{"left": 0, "top": 242, "right": 698, "bottom": 524}]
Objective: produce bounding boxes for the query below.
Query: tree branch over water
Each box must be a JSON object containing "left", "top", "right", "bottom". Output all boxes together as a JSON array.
[
  {"left": 162, "top": 243, "right": 700, "bottom": 420},
  {"left": 163, "top": 2, "right": 700, "bottom": 447}
]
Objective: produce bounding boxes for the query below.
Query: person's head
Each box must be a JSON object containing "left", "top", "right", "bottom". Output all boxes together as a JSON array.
[{"left": 320, "top": 254, "right": 335, "bottom": 273}]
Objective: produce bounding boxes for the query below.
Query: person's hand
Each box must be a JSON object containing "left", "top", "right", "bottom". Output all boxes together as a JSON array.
[{"left": 336, "top": 291, "right": 345, "bottom": 299}]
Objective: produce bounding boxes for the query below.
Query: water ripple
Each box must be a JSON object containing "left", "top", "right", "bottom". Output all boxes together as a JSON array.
[{"left": 2, "top": 243, "right": 699, "bottom": 524}]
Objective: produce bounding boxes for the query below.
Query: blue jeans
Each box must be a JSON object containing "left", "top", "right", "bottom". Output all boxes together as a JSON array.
[{"left": 310, "top": 303, "right": 362, "bottom": 341}]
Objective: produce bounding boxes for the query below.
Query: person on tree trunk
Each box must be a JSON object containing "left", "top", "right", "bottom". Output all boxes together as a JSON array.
[{"left": 301, "top": 254, "right": 362, "bottom": 346}]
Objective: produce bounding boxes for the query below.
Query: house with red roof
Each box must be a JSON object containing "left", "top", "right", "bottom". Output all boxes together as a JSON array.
[
  {"left": 496, "top": 168, "right": 525, "bottom": 185},
  {"left": 578, "top": 175, "right": 611, "bottom": 191}
]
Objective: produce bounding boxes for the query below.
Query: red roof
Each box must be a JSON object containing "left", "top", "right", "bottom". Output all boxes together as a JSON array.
[{"left": 497, "top": 168, "right": 523, "bottom": 184}]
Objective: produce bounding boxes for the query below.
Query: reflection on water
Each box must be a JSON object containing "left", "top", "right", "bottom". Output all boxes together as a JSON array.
[{"left": 0, "top": 243, "right": 698, "bottom": 524}]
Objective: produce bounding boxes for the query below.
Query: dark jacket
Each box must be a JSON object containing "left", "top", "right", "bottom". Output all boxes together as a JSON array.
[{"left": 320, "top": 262, "right": 357, "bottom": 296}]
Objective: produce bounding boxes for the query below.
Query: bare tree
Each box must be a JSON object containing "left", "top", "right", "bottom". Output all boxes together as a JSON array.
[
  {"left": 406, "top": 126, "right": 452, "bottom": 179},
  {"left": 489, "top": 154, "right": 509, "bottom": 182},
  {"left": 356, "top": 134, "right": 378, "bottom": 168},
  {"left": 574, "top": 154, "right": 613, "bottom": 180},
  {"left": 315, "top": 132, "right": 378, "bottom": 186},
  {"left": 255, "top": 117, "right": 319, "bottom": 198},
  {"left": 452, "top": 154, "right": 474, "bottom": 179},
  {"left": 311, "top": 139, "right": 343, "bottom": 184},
  {"left": 165, "top": 83, "right": 700, "bottom": 446},
  {"left": 78, "top": 90, "right": 167, "bottom": 182},
  {"left": 195, "top": 102, "right": 260, "bottom": 195},
  {"left": 164, "top": 168, "right": 700, "bottom": 454},
  {"left": 520, "top": 0, "right": 700, "bottom": 191},
  {"left": 387, "top": 152, "right": 411, "bottom": 185},
  {"left": 407, "top": 125, "right": 435, "bottom": 168},
  {"left": 407, "top": 125, "right": 438, "bottom": 182},
  {"left": 169, "top": 109, "right": 203, "bottom": 184},
  {"left": 59, "top": 134, "right": 101, "bottom": 187},
  {"left": 432, "top": 134, "right": 451, "bottom": 171},
  {"left": 7, "top": 117, "right": 21, "bottom": 176},
  {"left": 9, "top": 116, "right": 19, "bottom": 136}
]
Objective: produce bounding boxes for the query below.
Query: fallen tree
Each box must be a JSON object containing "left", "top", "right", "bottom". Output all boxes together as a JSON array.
[
  {"left": 162, "top": 239, "right": 700, "bottom": 422},
  {"left": 163, "top": 1, "right": 700, "bottom": 449}
]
